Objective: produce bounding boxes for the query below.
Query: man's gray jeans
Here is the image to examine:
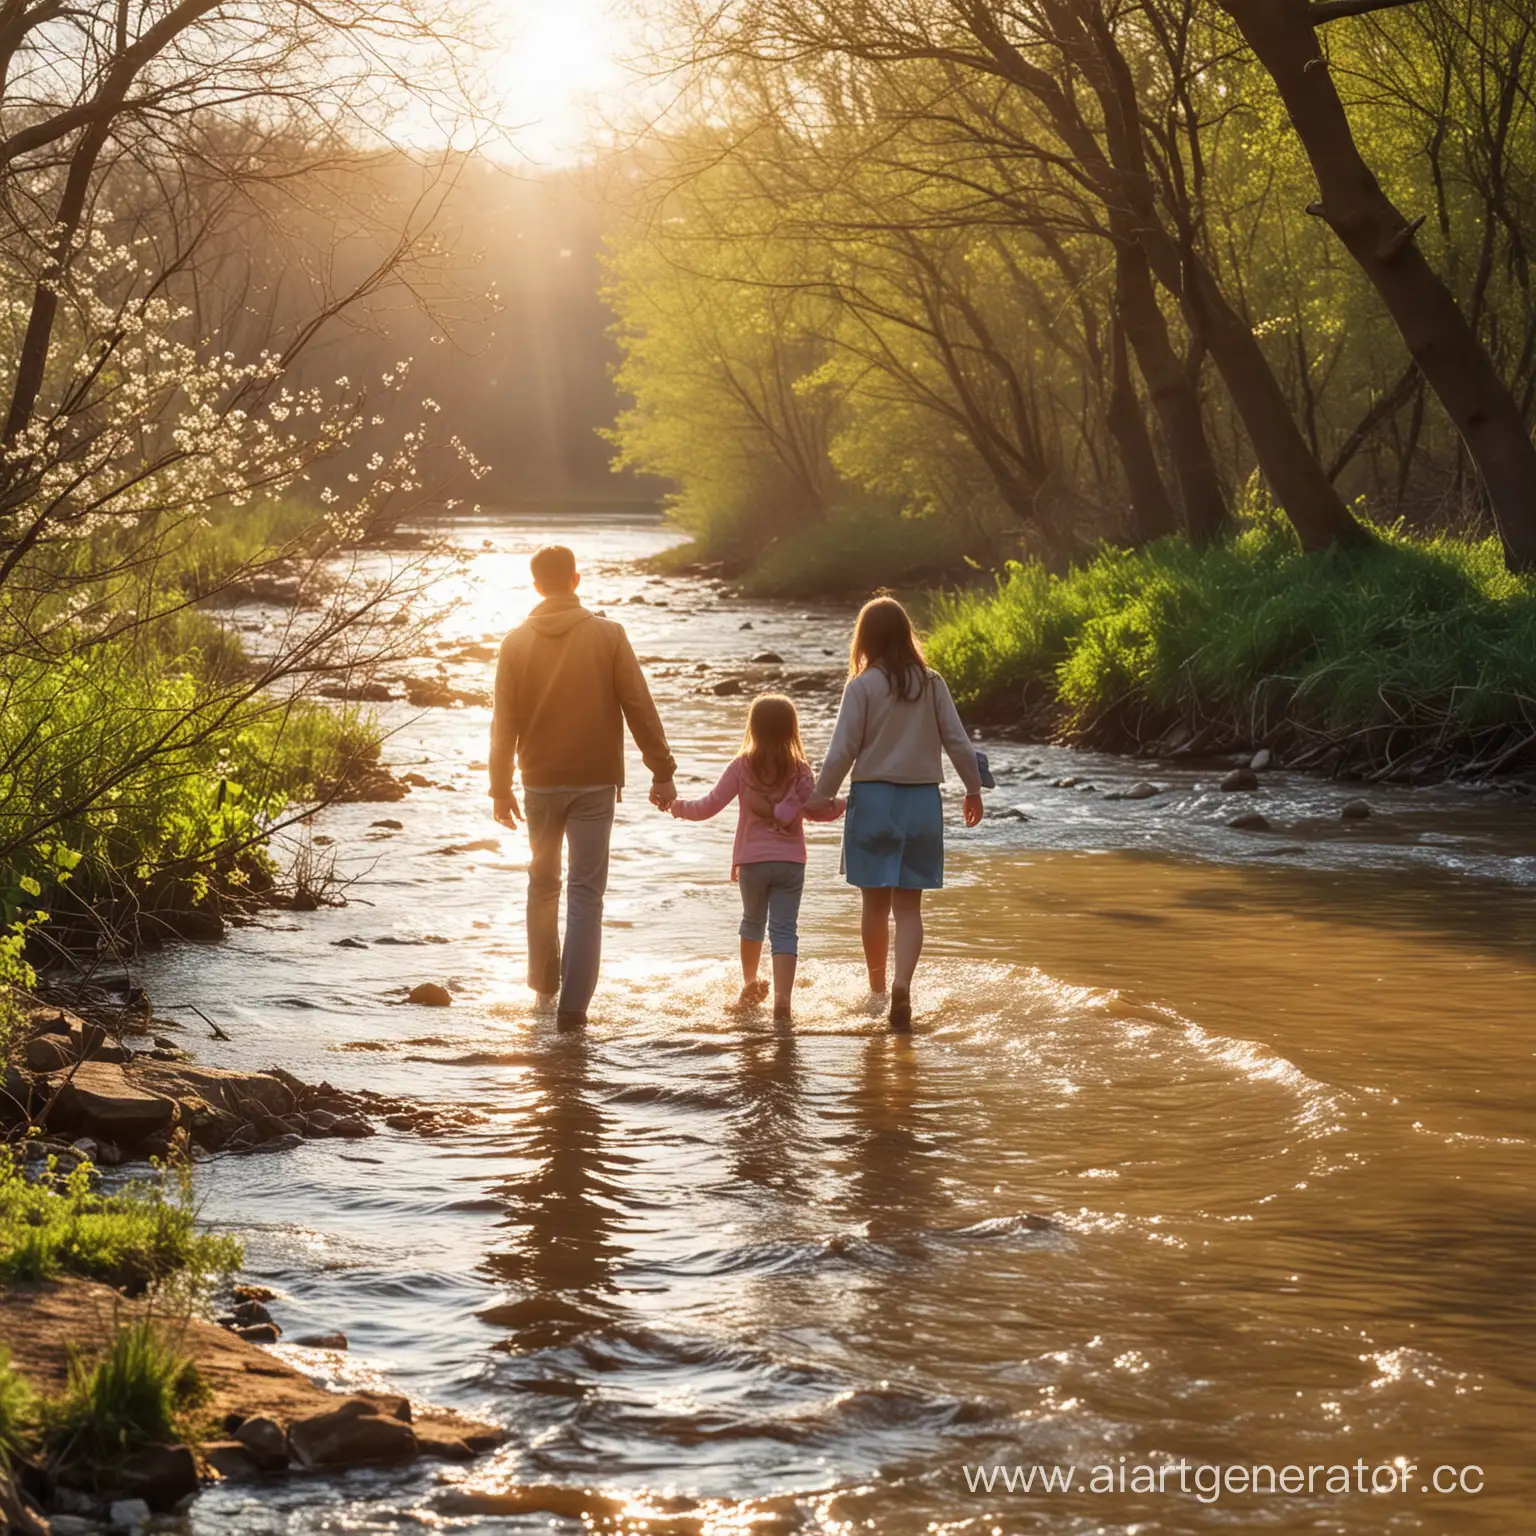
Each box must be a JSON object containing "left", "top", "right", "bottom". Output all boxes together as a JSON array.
[{"left": 524, "top": 786, "right": 616, "bottom": 1018}]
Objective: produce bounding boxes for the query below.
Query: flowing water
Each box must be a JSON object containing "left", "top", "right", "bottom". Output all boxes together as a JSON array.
[{"left": 133, "top": 513, "right": 1536, "bottom": 1534}]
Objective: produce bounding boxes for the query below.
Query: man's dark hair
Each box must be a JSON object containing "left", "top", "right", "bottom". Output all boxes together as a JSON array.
[{"left": 531, "top": 544, "right": 577, "bottom": 591}]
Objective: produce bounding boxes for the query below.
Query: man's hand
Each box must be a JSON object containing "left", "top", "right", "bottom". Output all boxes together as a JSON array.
[
  {"left": 804, "top": 789, "right": 833, "bottom": 816},
  {"left": 963, "top": 791, "right": 984, "bottom": 828},
  {"left": 493, "top": 793, "right": 522, "bottom": 829},
  {"left": 650, "top": 777, "right": 677, "bottom": 811}
]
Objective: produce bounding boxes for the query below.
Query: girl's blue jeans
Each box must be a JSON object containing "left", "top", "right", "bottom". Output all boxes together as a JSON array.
[{"left": 738, "top": 860, "right": 805, "bottom": 955}]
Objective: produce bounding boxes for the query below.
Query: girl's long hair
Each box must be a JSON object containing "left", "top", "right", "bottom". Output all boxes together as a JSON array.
[
  {"left": 741, "top": 693, "right": 807, "bottom": 790},
  {"left": 849, "top": 595, "right": 928, "bottom": 701}
]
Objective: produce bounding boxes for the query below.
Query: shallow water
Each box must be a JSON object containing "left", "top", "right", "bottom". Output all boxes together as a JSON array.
[{"left": 133, "top": 513, "right": 1535, "bottom": 1534}]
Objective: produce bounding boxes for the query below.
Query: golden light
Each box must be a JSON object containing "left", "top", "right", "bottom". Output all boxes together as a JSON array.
[{"left": 483, "top": 0, "right": 635, "bottom": 162}]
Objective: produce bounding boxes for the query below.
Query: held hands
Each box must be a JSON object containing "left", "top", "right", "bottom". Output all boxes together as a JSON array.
[
  {"left": 963, "top": 791, "right": 984, "bottom": 828},
  {"left": 803, "top": 789, "right": 834, "bottom": 817},
  {"left": 493, "top": 793, "right": 522, "bottom": 830},
  {"left": 650, "top": 777, "right": 678, "bottom": 812}
]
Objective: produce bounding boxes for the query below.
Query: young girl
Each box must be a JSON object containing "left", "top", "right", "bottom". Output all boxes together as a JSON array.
[
  {"left": 805, "top": 597, "right": 983, "bottom": 1032},
  {"left": 671, "top": 694, "right": 844, "bottom": 1020}
]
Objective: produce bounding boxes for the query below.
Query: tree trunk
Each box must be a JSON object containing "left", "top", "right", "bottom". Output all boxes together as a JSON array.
[
  {"left": 1113, "top": 241, "right": 1228, "bottom": 543},
  {"left": 1106, "top": 312, "right": 1180, "bottom": 543},
  {"left": 1226, "top": 0, "right": 1536, "bottom": 570},
  {"left": 1180, "top": 246, "right": 1373, "bottom": 551},
  {"left": 1018, "top": 0, "right": 1364, "bottom": 551}
]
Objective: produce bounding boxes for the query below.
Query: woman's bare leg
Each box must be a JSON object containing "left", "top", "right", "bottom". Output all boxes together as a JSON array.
[
  {"left": 861, "top": 887, "right": 892, "bottom": 993},
  {"left": 891, "top": 889, "right": 925, "bottom": 990}
]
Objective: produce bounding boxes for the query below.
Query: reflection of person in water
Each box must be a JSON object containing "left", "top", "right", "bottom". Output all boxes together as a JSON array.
[
  {"left": 843, "top": 1036, "right": 945, "bottom": 1245},
  {"left": 730, "top": 1021, "right": 806, "bottom": 1195},
  {"left": 481, "top": 1035, "right": 628, "bottom": 1351}
]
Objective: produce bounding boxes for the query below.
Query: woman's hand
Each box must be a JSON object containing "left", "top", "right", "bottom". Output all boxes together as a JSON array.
[{"left": 963, "top": 791, "right": 984, "bottom": 828}]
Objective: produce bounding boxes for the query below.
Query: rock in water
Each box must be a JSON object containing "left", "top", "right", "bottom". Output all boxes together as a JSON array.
[
  {"left": 1250, "top": 747, "right": 1273, "bottom": 771},
  {"left": 234, "top": 1416, "right": 290, "bottom": 1471},
  {"left": 113, "top": 1444, "right": 198, "bottom": 1511},
  {"left": 287, "top": 1399, "right": 419, "bottom": 1469},
  {"left": 109, "top": 1498, "right": 154, "bottom": 1529},
  {"left": 751, "top": 651, "right": 784, "bottom": 664},
  {"left": 1107, "top": 781, "right": 1161, "bottom": 801},
  {"left": 407, "top": 983, "right": 452, "bottom": 1007},
  {"left": 203, "top": 1440, "right": 260, "bottom": 1480},
  {"left": 292, "top": 1331, "right": 348, "bottom": 1350},
  {"left": 1228, "top": 812, "right": 1272, "bottom": 832},
  {"left": 1340, "top": 798, "right": 1372, "bottom": 820},
  {"left": 710, "top": 678, "right": 742, "bottom": 696},
  {"left": 1220, "top": 767, "right": 1259, "bottom": 792}
]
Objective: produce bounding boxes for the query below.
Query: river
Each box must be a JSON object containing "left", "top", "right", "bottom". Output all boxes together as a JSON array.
[{"left": 136, "top": 512, "right": 1536, "bottom": 1534}]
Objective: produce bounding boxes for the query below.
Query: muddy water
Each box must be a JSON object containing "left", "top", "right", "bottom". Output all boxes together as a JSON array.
[{"left": 137, "top": 513, "right": 1536, "bottom": 1534}]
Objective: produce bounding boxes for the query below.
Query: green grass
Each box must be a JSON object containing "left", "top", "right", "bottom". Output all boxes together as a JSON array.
[
  {"left": 926, "top": 511, "right": 1536, "bottom": 770},
  {"left": 51, "top": 1320, "right": 205, "bottom": 1463},
  {"left": 0, "top": 1149, "right": 242, "bottom": 1291},
  {"left": 0, "top": 1350, "right": 34, "bottom": 1466}
]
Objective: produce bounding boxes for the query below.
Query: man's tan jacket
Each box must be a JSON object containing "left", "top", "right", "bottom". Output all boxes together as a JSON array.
[{"left": 488, "top": 593, "right": 675, "bottom": 797}]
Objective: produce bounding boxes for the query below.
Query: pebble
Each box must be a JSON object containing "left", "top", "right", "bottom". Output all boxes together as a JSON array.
[
  {"left": 1220, "top": 767, "right": 1259, "bottom": 792},
  {"left": 1340, "top": 798, "right": 1372, "bottom": 820}
]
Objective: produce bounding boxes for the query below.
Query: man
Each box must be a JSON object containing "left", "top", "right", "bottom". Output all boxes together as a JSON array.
[{"left": 489, "top": 545, "right": 677, "bottom": 1030}]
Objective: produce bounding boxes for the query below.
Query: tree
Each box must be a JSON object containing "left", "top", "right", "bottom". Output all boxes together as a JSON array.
[{"left": 1223, "top": 0, "right": 1536, "bottom": 569}]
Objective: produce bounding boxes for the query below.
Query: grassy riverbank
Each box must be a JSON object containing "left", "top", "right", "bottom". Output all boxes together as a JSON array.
[{"left": 926, "top": 515, "right": 1536, "bottom": 780}]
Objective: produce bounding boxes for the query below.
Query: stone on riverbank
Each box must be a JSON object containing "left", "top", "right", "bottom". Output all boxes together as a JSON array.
[
  {"left": 233, "top": 1417, "right": 289, "bottom": 1471},
  {"left": 0, "top": 1276, "right": 507, "bottom": 1500},
  {"left": 288, "top": 1399, "right": 419, "bottom": 1470},
  {"left": 46, "top": 1062, "right": 178, "bottom": 1145}
]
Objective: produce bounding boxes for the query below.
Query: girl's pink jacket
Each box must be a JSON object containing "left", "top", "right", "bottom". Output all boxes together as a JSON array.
[{"left": 670, "top": 758, "right": 844, "bottom": 872}]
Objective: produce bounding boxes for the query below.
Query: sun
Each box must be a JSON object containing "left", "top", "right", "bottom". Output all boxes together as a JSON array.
[{"left": 483, "top": 0, "right": 634, "bottom": 163}]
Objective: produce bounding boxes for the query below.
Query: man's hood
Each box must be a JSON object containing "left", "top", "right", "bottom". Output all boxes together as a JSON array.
[{"left": 524, "top": 594, "right": 595, "bottom": 638}]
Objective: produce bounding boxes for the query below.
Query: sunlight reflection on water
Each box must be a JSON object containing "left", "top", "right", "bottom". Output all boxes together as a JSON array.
[{"left": 137, "top": 512, "right": 1536, "bottom": 1535}]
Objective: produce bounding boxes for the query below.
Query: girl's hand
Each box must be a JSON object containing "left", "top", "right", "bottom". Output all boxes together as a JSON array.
[{"left": 963, "top": 791, "right": 984, "bottom": 828}]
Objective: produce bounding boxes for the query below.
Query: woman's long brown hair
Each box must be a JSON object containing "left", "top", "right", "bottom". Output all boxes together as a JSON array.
[
  {"left": 740, "top": 693, "right": 807, "bottom": 790},
  {"left": 849, "top": 595, "right": 928, "bottom": 701}
]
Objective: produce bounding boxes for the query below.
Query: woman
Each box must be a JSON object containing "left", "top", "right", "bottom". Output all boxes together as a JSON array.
[{"left": 806, "top": 596, "right": 983, "bottom": 1031}]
